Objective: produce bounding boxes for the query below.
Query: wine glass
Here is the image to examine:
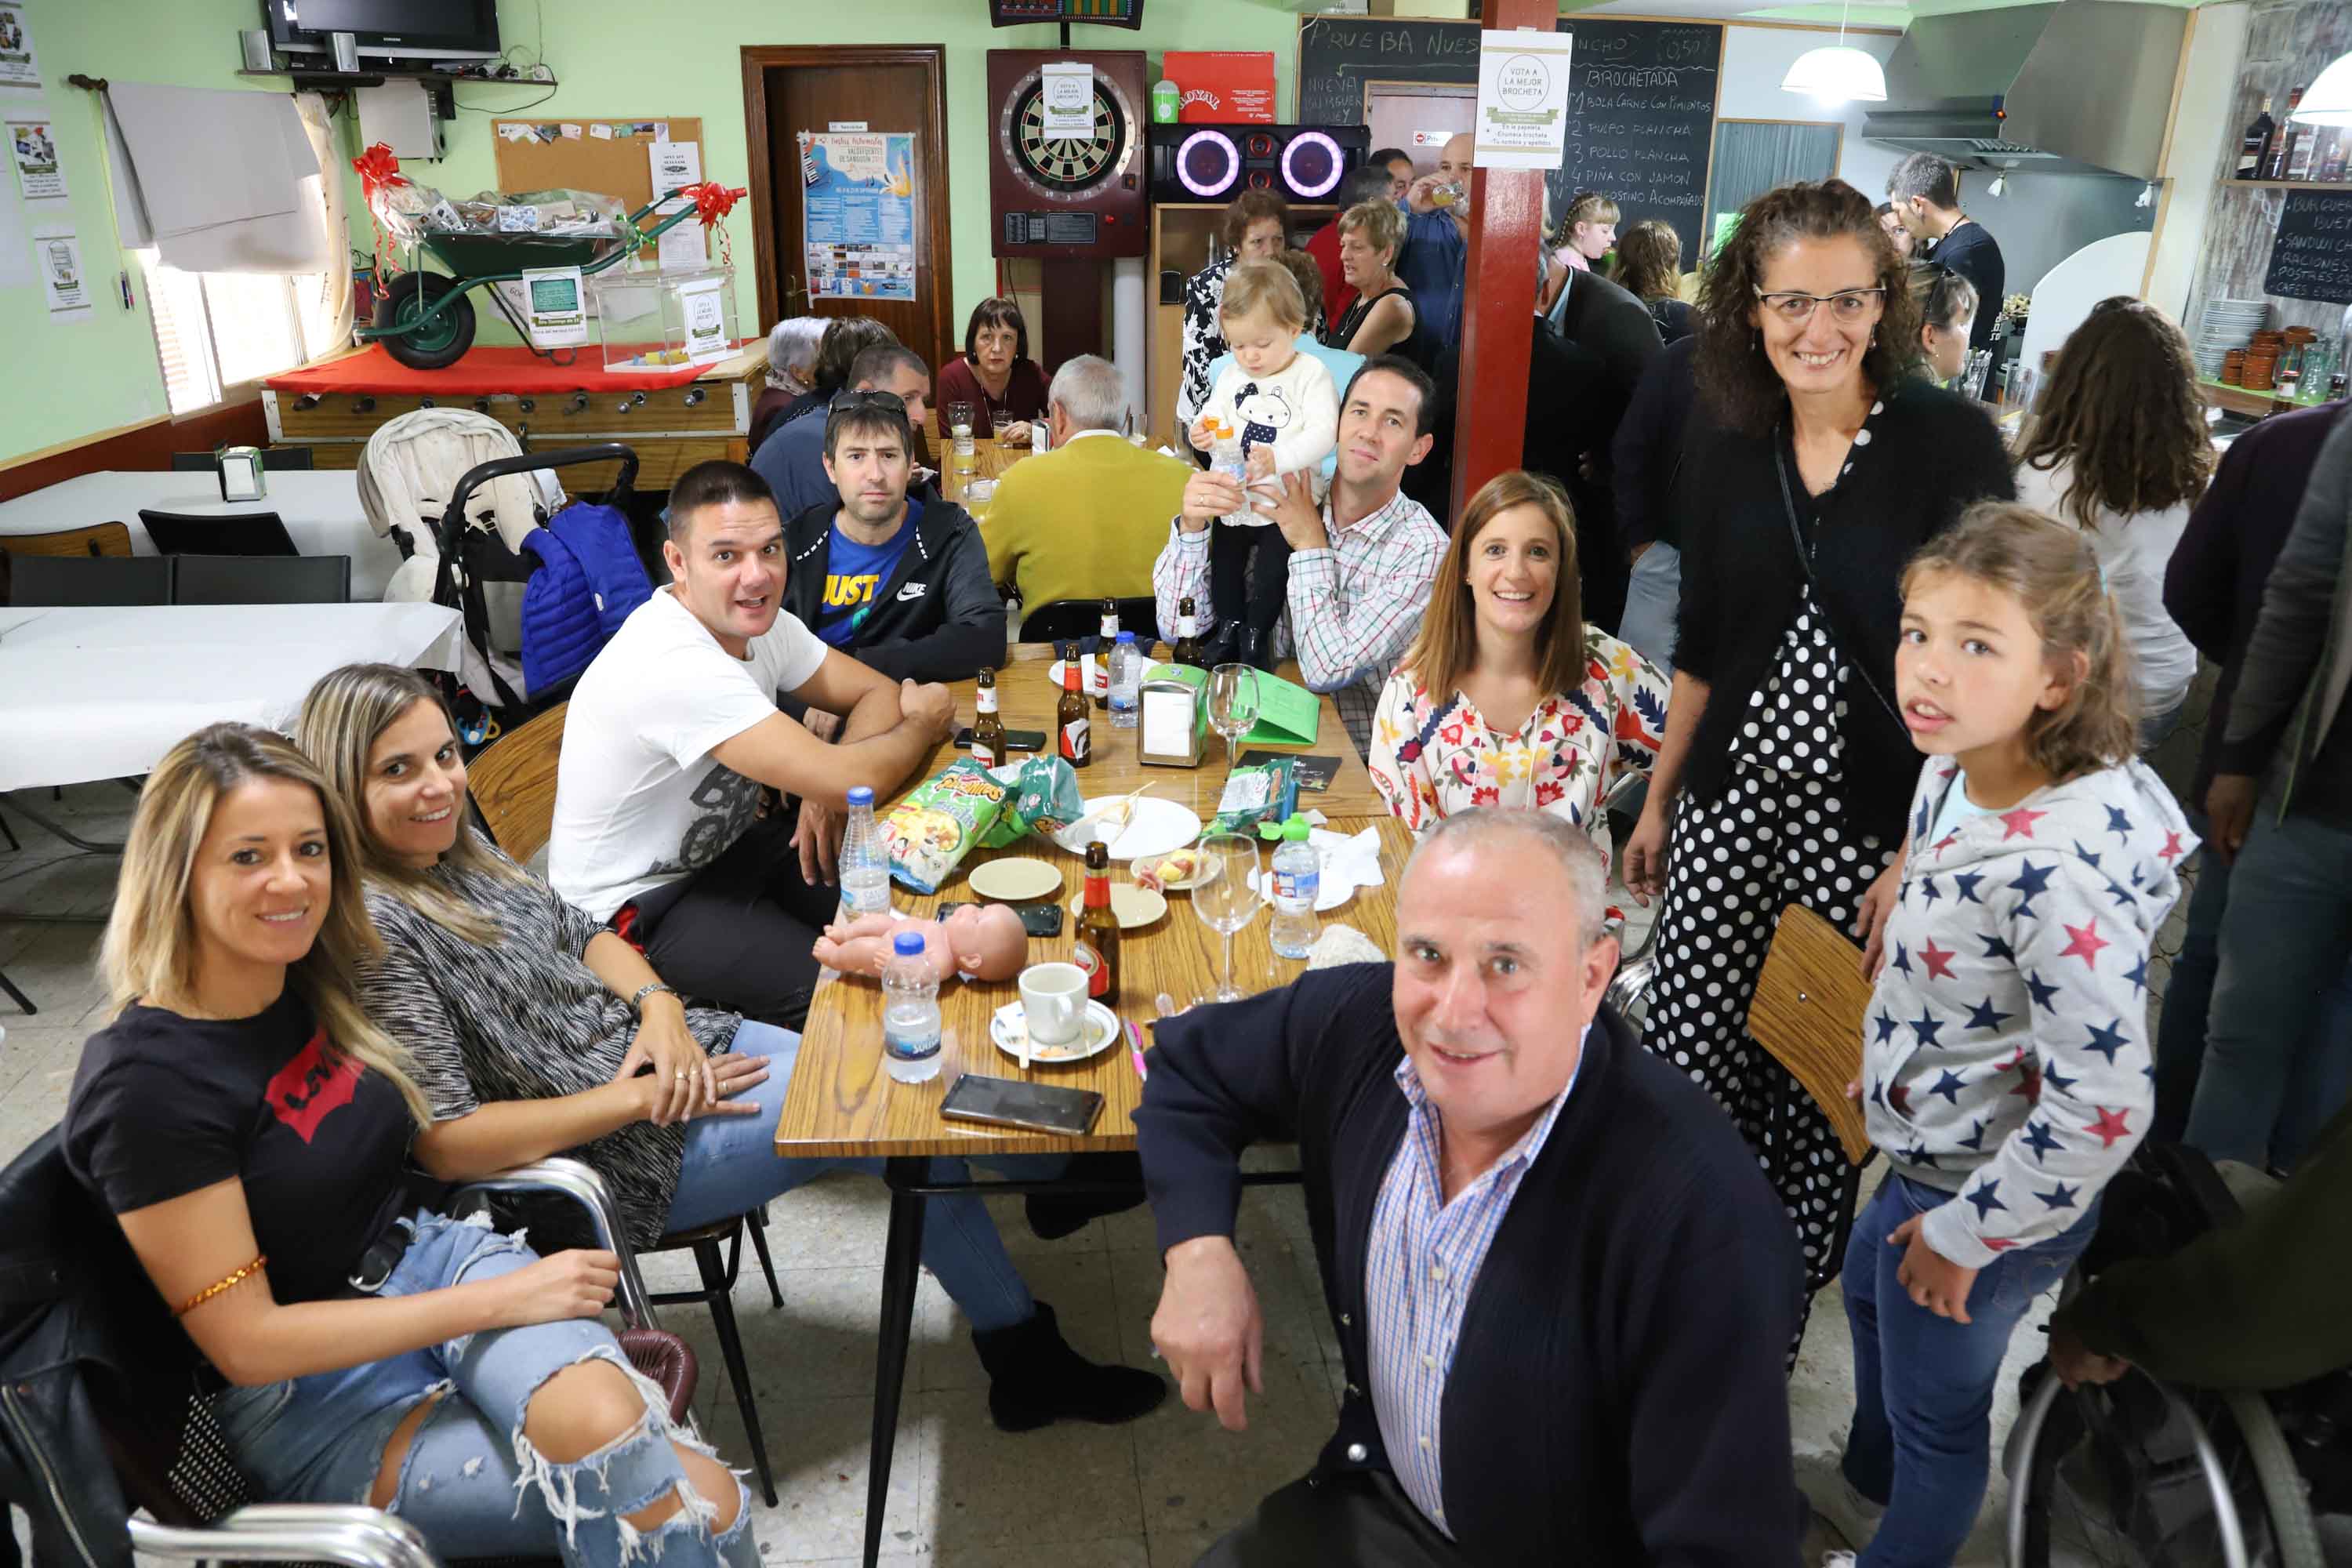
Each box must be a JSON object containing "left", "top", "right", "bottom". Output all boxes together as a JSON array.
[
  {"left": 1207, "top": 663, "right": 1261, "bottom": 771},
  {"left": 1191, "top": 833, "right": 1262, "bottom": 1004}
]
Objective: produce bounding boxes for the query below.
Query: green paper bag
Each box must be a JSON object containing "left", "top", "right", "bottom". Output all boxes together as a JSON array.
[{"left": 1142, "top": 662, "right": 1319, "bottom": 746}]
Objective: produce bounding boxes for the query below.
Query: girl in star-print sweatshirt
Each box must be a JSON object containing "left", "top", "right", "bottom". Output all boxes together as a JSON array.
[{"left": 1834, "top": 506, "right": 2194, "bottom": 1563}]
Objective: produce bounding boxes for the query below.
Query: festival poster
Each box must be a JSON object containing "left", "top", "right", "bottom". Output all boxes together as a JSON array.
[
  {"left": 0, "top": 4, "right": 38, "bottom": 89},
  {"left": 9, "top": 117, "right": 60, "bottom": 199},
  {"left": 799, "top": 131, "right": 917, "bottom": 303}
]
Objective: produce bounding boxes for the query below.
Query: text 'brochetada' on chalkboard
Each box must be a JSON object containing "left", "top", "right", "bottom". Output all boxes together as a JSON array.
[{"left": 2265, "top": 190, "right": 2352, "bottom": 305}]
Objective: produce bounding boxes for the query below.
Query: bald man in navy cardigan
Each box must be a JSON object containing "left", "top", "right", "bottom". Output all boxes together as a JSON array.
[{"left": 1138, "top": 810, "right": 1806, "bottom": 1566}]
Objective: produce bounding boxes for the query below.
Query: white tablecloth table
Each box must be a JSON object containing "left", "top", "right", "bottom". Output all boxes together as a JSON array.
[
  {"left": 0, "top": 603, "right": 463, "bottom": 792},
  {"left": 0, "top": 470, "right": 401, "bottom": 600}
]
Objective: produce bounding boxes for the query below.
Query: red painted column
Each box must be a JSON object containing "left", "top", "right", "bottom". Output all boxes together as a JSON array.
[{"left": 1450, "top": 0, "right": 1555, "bottom": 521}]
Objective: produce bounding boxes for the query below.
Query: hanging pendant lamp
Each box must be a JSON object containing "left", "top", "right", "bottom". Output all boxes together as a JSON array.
[
  {"left": 2293, "top": 53, "right": 2352, "bottom": 125},
  {"left": 1783, "top": 0, "right": 1887, "bottom": 105}
]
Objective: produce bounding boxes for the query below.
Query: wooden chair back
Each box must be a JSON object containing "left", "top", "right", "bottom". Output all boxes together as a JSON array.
[
  {"left": 0, "top": 522, "right": 134, "bottom": 558},
  {"left": 1746, "top": 903, "right": 1875, "bottom": 1165},
  {"left": 468, "top": 701, "right": 568, "bottom": 863}
]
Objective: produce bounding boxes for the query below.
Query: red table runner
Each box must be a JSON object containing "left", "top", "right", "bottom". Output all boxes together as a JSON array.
[{"left": 267, "top": 342, "right": 750, "bottom": 397}]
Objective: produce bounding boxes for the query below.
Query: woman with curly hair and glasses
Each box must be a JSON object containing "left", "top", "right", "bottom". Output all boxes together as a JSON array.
[
  {"left": 2013, "top": 297, "right": 2214, "bottom": 747},
  {"left": 1621, "top": 180, "right": 2013, "bottom": 1306}
]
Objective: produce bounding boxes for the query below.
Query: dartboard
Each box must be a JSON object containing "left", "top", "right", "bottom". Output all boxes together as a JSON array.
[{"left": 1008, "top": 80, "right": 1124, "bottom": 192}]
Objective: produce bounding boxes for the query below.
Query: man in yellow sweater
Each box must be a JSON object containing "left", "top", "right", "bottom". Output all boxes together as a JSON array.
[{"left": 984, "top": 354, "right": 1192, "bottom": 617}]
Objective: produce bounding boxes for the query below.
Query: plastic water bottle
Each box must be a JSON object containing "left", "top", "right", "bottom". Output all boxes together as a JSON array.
[
  {"left": 1269, "top": 816, "right": 1320, "bottom": 960},
  {"left": 1210, "top": 434, "right": 1250, "bottom": 524},
  {"left": 881, "top": 931, "right": 942, "bottom": 1083},
  {"left": 838, "top": 785, "right": 892, "bottom": 919},
  {"left": 1109, "top": 630, "right": 1141, "bottom": 730}
]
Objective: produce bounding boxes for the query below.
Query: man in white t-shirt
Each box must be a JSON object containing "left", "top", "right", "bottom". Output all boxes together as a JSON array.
[{"left": 550, "top": 459, "right": 958, "bottom": 1029}]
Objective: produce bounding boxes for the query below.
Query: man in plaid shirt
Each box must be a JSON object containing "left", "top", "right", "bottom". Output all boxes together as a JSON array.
[{"left": 1153, "top": 355, "right": 1447, "bottom": 757}]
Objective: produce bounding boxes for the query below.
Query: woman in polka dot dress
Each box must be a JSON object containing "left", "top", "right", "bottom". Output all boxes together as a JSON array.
[{"left": 1621, "top": 181, "right": 2014, "bottom": 1313}]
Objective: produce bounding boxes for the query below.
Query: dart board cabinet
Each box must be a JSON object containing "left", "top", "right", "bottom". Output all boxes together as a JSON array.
[{"left": 987, "top": 49, "right": 1149, "bottom": 262}]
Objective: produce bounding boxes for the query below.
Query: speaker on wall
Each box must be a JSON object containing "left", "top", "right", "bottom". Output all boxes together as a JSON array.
[{"left": 1149, "top": 123, "right": 1370, "bottom": 205}]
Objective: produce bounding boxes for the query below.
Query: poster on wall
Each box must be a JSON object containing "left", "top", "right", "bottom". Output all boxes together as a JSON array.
[
  {"left": 32, "top": 220, "right": 87, "bottom": 319},
  {"left": 1472, "top": 29, "right": 1573, "bottom": 171},
  {"left": 0, "top": 3, "right": 39, "bottom": 90},
  {"left": 8, "top": 116, "right": 60, "bottom": 199},
  {"left": 648, "top": 137, "right": 706, "bottom": 270},
  {"left": 798, "top": 131, "right": 916, "bottom": 303}
]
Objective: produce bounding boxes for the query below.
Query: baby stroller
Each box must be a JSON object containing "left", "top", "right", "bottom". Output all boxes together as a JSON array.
[
  {"left": 358, "top": 411, "right": 643, "bottom": 731},
  {"left": 2005, "top": 1141, "right": 2352, "bottom": 1566}
]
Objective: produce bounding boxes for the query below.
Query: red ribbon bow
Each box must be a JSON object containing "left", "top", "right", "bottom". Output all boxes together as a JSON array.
[
  {"left": 682, "top": 182, "right": 746, "bottom": 227},
  {"left": 351, "top": 142, "right": 406, "bottom": 200}
]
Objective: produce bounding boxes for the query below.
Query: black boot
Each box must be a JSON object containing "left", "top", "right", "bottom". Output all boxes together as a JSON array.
[
  {"left": 1200, "top": 621, "right": 1241, "bottom": 667},
  {"left": 1025, "top": 1150, "right": 1147, "bottom": 1240},
  {"left": 973, "top": 1301, "right": 1169, "bottom": 1432},
  {"left": 1241, "top": 624, "right": 1279, "bottom": 673}
]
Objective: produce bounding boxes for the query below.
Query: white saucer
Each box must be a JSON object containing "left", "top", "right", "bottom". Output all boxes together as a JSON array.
[{"left": 991, "top": 1000, "right": 1122, "bottom": 1065}]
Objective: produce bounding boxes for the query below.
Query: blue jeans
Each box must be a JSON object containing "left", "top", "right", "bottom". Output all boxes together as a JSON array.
[
  {"left": 1841, "top": 1175, "right": 2097, "bottom": 1568},
  {"left": 2183, "top": 800, "right": 2352, "bottom": 1171},
  {"left": 1617, "top": 542, "right": 1681, "bottom": 677},
  {"left": 212, "top": 1211, "right": 755, "bottom": 1568},
  {"left": 662, "top": 1020, "right": 1042, "bottom": 1334},
  {"left": 2154, "top": 812, "right": 2352, "bottom": 1160}
]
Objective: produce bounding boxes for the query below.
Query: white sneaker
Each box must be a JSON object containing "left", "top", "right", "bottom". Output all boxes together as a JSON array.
[{"left": 1795, "top": 1447, "right": 1886, "bottom": 1552}]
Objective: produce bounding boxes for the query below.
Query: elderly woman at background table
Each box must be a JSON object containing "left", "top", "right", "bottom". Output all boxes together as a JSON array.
[
  {"left": 934, "top": 296, "right": 1048, "bottom": 448},
  {"left": 1178, "top": 188, "right": 1293, "bottom": 441},
  {"left": 1369, "top": 469, "right": 1665, "bottom": 856},
  {"left": 749, "top": 316, "right": 826, "bottom": 458},
  {"left": 1621, "top": 179, "right": 2013, "bottom": 1301},
  {"left": 760, "top": 316, "right": 897, "bottom": 450}
]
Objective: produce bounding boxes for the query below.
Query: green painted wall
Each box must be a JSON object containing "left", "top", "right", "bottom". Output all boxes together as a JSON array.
[{"left": 0, "top": 0, "right": 1305, "bottom": 462}]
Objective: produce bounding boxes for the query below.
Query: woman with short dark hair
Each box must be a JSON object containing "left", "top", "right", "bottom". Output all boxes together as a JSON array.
[
  {"left": 934, "top": 296, "right": 1048, "bottom": 446},
  {"left": 1622, "top": 180, "right": 2013, "bottom": 1305}
]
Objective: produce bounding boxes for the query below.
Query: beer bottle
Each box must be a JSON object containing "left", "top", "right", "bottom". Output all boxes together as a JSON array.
[
  {"left": 1074, "top": 837, "right": 1120, "bottom": 1004},
  {"left": 1172, "top": 595, "right": 1205, "bottom": 669},
  {"left": 972, "top": 667, "right": 1005, "bottom": 769},
  {"left": 1057, "top": 643, "right": 1091, "bottom": 768},
  {"left": 1094, "top": 597, "right": 1119, "bottom": 709}
]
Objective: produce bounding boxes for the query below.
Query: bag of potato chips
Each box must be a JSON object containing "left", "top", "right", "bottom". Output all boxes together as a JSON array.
[
  {"left": 978, "top": 755, "right": 1090, "bottom": 848},
  {"left": 882, "top": 759, "right": 1009, "bottom": 894}
]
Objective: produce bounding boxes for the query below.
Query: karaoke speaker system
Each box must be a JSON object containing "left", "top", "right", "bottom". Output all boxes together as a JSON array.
[{"left": 1149, "top": 123, "right": 1369, "bottom": 205}]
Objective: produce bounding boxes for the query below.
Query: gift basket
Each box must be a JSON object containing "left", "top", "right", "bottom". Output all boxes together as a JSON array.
[{"left": 351, "top": 142, "right": 744, "bottom": 370}]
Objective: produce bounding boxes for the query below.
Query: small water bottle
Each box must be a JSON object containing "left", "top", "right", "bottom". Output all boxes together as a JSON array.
[
  {"left": 881, "top": 931, "right": 942, "bottom": 1083},
  {"left": 838, "top": 785, "right": 893, "bottom": 919},
  {"left": 1210, "top": 434, "right": 1249, "bottom": 525},
  {"left": 1109, "top": 630, "right": 1141, "bottom": 730},
  {"left": 1268, "top": 816, "right": 1320, "bottom": 960}
]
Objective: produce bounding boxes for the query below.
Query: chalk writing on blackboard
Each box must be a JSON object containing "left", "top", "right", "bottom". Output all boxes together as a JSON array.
[{"left": 2263, "top": 190, "right": 2352, "bottom": 305}]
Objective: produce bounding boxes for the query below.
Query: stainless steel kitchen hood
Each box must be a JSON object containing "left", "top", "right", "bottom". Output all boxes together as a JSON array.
[{"left": 1861, "top": 2, "right": 2188, "bottom": 181}]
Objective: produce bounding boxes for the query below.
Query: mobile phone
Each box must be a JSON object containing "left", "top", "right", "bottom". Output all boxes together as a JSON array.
[
  {"left": 1014, "top": 901, "right": 1064, "bottom": 938},
  {"left": 938, "top": 900, "right": 975, "bottom": 920},
  {"left": 954, "top": 727, "right": 1047, "bottom": 753},
  {"left": 939, "top": 1073, "right": 1104, "bottom": 1136}
]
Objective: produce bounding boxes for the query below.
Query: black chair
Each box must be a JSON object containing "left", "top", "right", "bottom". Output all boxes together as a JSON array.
[
  {"left": 172, "top": 553, "right": 350, "bottom": 605},
  {"left": 7, "top": 553, "right": 173, "bottom": 606},
  {"left": 266, "top": 446, "right": 317, "bottom": 470},
  {"left": 168, "top": 452, "right": 216, "bottom": 472},
  {"left": 1018, "top": 595, "right": 1160, "bottom": 647},
  {"left": 137, "top": 509, "right": 300, "bottom": 557}
]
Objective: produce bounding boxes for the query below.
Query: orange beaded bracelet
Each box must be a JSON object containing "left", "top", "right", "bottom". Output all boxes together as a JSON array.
[{"left": 176, "top": 1254, "right": 266, "bottom": 1317}]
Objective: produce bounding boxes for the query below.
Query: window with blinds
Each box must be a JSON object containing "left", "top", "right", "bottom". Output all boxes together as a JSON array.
[{"left": 138, "top": 251, "right": 332, "bottom": 416}]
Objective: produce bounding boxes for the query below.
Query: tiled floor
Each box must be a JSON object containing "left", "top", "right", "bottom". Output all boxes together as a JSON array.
[{"left": 0, "top": 688, "right": 2241, "bottom": 1564}]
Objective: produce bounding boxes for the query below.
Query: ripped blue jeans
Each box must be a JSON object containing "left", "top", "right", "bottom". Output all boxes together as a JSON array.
[{"left": 210, "top": 1210, "right": 757, "bottom": 1568}]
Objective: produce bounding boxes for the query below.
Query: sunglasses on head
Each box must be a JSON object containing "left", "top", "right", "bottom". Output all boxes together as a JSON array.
[{"left": 829, "top": 389, "right": 907, "bottom": 413}]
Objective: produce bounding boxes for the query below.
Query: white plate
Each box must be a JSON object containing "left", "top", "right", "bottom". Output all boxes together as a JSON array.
[
  {"left": 1069, "top": 882, "right": 1168, "bottom": 929},
  {"left": 1054, "top": 796, "right": 1203, "bottom": 860},
  {"left": 1045, "top": 655, "right": 1098, "bottom": 691},
  {"left": 991, "top": 999, "right": 1122, "bottom": 1065},
  {"left": 1248, "top": 865, "right": 1352, "bottom": 913},
  {"left": 967, "top": 856, "right": 1063, "bottom": 902}
]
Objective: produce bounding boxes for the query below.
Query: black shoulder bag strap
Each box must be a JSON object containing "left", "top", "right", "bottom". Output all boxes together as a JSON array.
[{"left": 1773, "top": 436, "right": 1907, "bottom": 739}]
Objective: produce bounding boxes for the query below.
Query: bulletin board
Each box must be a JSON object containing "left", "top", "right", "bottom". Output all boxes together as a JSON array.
[{"left": 489, "top": 118, "right": 704, "bottom": 209}]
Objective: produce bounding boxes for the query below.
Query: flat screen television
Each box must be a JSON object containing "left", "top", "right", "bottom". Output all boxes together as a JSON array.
[{"left": 262, "top": 0, "right": 500, "bottom": 61}]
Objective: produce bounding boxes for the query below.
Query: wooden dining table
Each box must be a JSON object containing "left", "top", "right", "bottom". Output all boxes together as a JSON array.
[{"left": 775, "top": 643, "right": 1412, "bottom": 1568}]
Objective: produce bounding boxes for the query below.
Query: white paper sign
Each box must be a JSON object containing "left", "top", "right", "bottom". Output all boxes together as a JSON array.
[
  {"left": 678, "top": 274, "right": 730, "bottom": 365},
  {"left": 0, "top": 4, "right": 41, "bottom": 90},
  {"left": 648, "top": 139, "right": 706, "bottom": 271},
  {"left": 8, "top": 117, "right": 60, "bottom": 199},
  {"left": 32, "top": 221, "right": 86, "bottom": 319},
  {"left": 520, "top": 265, "right": 587, "bottom": 348},
  {"left": 588, "top": 122, "right": 613, "bottom": 140},
  {"left": 559, "top": 122, "right": 582, "bottom": 140},
  {"left": 1040, "top": 62, "right": 1096, "bottom": 136},
  {"left": 828, "top": 120, "right": 868, "bottom": 132},
  {"left": 1473, "top": 29, "right": 1573, "bottom": 171}
]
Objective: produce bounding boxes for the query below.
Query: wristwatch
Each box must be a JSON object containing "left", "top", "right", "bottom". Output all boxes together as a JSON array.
[{"left": 630, "top": 981, "right": 679, "bottom": 1014}]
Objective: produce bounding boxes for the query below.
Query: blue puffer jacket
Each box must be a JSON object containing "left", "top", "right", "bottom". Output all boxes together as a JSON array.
[{"left": 518, "top": 502, "right": 653, "bottom": 695}]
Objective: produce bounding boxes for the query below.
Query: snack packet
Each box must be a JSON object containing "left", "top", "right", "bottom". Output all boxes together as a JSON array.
[
  {"left": 881, "top": 759, "right": 1008, "bottom": 894},
  {"left": 1206, "top": 757, "right": 1298, "bottom": 837},
  {"left": 978, "top": 755, "right": 1088, "bottom": 848}
]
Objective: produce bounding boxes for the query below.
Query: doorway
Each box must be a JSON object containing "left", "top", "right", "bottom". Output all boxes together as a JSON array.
[
  {"left": 1365, "top": 82, "right": 1475, "bottom": 178},
  {"left": 742, "top": 45, "right": 956, "bottom": 385}
]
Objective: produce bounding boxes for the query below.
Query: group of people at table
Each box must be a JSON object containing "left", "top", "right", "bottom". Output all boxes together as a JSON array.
[{"left": 34, "top": 152, "right": 2352, "bottom": 1568}]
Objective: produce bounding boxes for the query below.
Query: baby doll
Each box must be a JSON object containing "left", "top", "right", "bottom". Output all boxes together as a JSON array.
[{"left": 811, "top": 902, "right": 1029, "bottom": 983}]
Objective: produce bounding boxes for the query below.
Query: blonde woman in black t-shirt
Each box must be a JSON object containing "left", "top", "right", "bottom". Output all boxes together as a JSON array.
[{"left": 62, "top": 724, "right": 758, "bottom": 1568}]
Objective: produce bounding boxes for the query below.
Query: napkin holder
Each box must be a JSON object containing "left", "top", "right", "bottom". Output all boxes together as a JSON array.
[
  {"left": 214, "top": 445, "right": 267, "bottom": 503},
  {"left": 1137, "top": 677, "right": 1207, "bottom": 767}
]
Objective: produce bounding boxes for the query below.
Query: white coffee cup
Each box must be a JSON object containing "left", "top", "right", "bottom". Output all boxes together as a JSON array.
[{"left": 1018, "top": 961, "right": 1087, "bottom": 1047}]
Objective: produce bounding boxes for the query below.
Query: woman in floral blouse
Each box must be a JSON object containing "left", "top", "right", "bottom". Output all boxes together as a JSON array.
[{"left": 1369, "top": 469, "right": 1668, "bottom": 858}]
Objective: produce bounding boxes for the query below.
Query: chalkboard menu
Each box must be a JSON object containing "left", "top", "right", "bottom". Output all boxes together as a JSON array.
[
  {"left": 1296, "top": 15, "right": 1723, "bottom": 269},
  {"left": 2264, "top": 190, "right": 2352, "bottom": 306}
]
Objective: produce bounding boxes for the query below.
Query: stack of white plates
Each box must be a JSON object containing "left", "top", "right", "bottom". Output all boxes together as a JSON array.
[{"left": 2195, "top": 299, "right": 2269, "bottom": 378}]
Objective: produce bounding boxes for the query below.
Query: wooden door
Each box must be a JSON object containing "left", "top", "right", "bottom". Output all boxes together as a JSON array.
[{"left": 742, "top": 45, "right": 956, "bottom": 381}]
